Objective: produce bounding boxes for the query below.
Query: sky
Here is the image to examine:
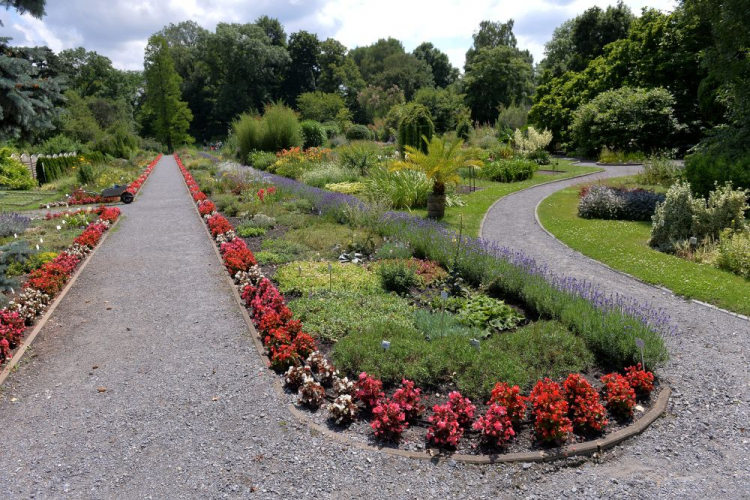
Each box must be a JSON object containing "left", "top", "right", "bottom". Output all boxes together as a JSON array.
[{"left": 2, "top": 0, "right": 677, "bottom": 72}]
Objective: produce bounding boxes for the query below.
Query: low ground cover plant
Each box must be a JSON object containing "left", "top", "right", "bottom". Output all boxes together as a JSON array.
[{"left": 578, "top": 185, "right": 665, "bottom": 221}]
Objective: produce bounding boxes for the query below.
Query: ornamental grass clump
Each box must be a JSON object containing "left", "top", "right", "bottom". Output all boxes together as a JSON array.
[
  {"left": 562, "top": 374, "right": 608, "bottom": 434},
  {"left": 601, "top": 373, "right": 636, "bottom": 418},
  {"left": 472, "top": 404, "right": 516, "bottom": 447},
  {"left": 530, "top": 378, "right": 572, "bottom": 443}
]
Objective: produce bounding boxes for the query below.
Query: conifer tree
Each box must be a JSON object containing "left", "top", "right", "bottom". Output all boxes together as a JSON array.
[{"left": 142, "top": 35, "right": 193, "bottom": 152}]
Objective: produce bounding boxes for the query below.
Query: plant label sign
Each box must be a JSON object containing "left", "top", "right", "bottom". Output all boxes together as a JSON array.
[
  {"left": 440, "top": 291, "right": 448, "bottom": 301},
  {"left": 635, "top": 337, "right": 645, "bottom": 369},
  {"left": 381, "top": 340, "right": 391, "bottom": 351},
  {"left": 470, "top": 338, "right": 480, "bottom": 351}
]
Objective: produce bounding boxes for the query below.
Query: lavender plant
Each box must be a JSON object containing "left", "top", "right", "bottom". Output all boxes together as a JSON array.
[{"left": 0, "top": 212, "right": 30, "bottom": 238}]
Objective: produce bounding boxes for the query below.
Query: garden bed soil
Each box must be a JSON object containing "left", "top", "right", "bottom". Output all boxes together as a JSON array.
[
  {"left": 536, "top": 169, "right": 565, "bottom": 175},
  {"left": 456, "top": 185, "right": 484, "bottom": 194}
]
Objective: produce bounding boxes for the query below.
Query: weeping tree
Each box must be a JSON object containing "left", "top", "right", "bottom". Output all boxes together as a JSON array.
[{"left": 142, "top": 35, "right": 193, "bottom": 152}]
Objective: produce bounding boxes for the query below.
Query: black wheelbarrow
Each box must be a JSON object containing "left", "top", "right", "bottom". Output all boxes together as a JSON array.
[{"left": 88, "top": 185, "right": 135, "bottom": 204}]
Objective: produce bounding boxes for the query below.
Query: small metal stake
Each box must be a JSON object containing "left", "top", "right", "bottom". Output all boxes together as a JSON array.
[
  {"left": 328, "top": 262, "right": 332, "bottom": 291},
  {"left": 635, "top": 337, "right": 645, "bottom": 370}
]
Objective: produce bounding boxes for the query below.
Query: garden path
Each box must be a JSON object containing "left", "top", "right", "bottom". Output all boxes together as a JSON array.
[
  {"left": 0, "top": 155, "right": 746, "bottom": 498},
  {"left": 481, "top": 163, "right": 750, "bottom": 497}
]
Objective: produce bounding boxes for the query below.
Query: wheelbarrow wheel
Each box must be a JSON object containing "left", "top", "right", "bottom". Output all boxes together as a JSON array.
[{"left": 121, "top": 192, "right": 135, "bottom": 204}]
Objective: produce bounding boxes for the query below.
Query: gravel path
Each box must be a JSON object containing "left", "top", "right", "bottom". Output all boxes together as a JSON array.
[
  {"left": 481, "top": 163, "right": 750, "bottom": 498},
  {"left": 1, "top": 157, "right": 746, "bottom": 499}
]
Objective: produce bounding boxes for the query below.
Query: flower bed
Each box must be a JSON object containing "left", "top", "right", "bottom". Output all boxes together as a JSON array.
[
  {"left": 176, "top": 152, "right": 668, "bottom": 455},
  {"left": 0, "top": 205, "right": 121, "bottom": 364}
]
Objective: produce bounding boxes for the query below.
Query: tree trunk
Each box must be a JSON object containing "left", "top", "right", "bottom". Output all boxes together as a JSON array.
[{"left": 426, "top": 192, "right": 446, "bottom": 219}]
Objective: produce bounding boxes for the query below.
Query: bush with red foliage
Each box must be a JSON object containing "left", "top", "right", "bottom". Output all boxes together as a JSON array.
[
  {"left": 198, "top": 200, "right": 216, "bottom": 216},
  {"left": 371, "top": 399, "right": 407, "bottom": 441},
  {"left": 207, "top": 214, "right": 232, "bottom": 237},
  {"left": 96, "top": 206, "right": 121, "bottom": 224},
  {"left": 0, "top": 310, "right": 26, "bottom": 349},
  {"left": 562, "top": 374, "right": 608, "bottom": 433},
  {"left": 51, "top": 252, "right": 81, "bottom": 275},
  {"left": 74, "top": 223, "right": 106, "bottom": 248},
  {"left": 447, "top": 391, "right": 476, "bottom": 427},
  {"left": 291, "top": 332, "right": 317, "bottom": 359},
  {"left": 472, "top": 404, "right": 516, "bottom": 447},
  {"left": 270, "top": 344, "right": 300, "bottom": 371},
  {"left": 355, "top": 372, "right": 384, "bottom": 408},
  {"left": 427, "top": 402, "right": 463, "bottom": 447},
  {"left": 601, "top": 373, "right": 636, "bottom": 418},
  {"left": 530, "top": 378, "right": 573, "bottom": 443},
  {"left": 625, "top": 364, "right": 655, "bottom": 398},
  {"left": 25, "top": 263, "right": 69, "bottom": 295},
  {"left": 220, "top": 238, "right": 257, "bottom": 275},
  {"left": 392, "top": 379, "right": 425, "bottom": 420},
  {"left": 489, "top": 382, "right": 527, "bottom": 424}
]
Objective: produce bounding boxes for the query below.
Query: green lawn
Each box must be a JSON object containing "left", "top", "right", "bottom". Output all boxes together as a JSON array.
[
  {"left": 0, "top": 190, "right": 66, "bottom": 212},
  {"left": 411, "top": 160, "right": 602, "bottom": 236},
  {"left": 537, "top": 180, "right": 750, "bottom": 316}
]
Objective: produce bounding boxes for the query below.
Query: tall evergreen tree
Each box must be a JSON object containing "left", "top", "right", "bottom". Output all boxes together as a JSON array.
[{"left": 142, "top": 35, "right": 193, "bottom": 152}]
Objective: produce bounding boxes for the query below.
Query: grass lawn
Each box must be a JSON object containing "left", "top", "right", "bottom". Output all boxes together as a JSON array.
[
  {"left": 0, "top": 190, "right": 67, "bottom": 212},
  {"left": 537, "top": 177, "right": 750, "bottom": 316},
  {"left": 411, "top": 160, "right": 603, "bottom": 236}
]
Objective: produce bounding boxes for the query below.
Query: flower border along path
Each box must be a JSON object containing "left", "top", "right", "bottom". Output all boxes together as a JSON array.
[
  {"left": 0, "top": 158, "right": 159, "bottom": 382},
  {"left": 176, "top": 154, "right": 671, "bottom": 464}
]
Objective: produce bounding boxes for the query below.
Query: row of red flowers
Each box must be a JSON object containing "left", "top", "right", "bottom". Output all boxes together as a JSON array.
[
  {"left": 41, "top": 154, "right": 162, "bottom": 209},
  {"left": 0, "top": 205, "right": 123, "bottom": 364},
  {"left": 176, "top": 153, "right": 657, "bottom": 449}
]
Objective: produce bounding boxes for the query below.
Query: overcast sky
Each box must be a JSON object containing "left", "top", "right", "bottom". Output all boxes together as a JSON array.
[{"left": 2, "top": 0, "right": 677, "bottom": 71}]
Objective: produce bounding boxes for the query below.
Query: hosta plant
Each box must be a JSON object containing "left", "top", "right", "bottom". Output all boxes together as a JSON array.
[{"left": 472, "top": 404, "right": 516, "bottom": 447}]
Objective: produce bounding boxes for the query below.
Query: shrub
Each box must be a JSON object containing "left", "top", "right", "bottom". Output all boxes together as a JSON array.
[
  {"left": 598, "top": 148, "right": 646, "bottom": 164},
  {"left": 513, "top": 126, "right": 552, "bottom": 155},
  {"left": 472, "top": 404, "right": 516, "bottom": 446},
  {"left": 562, "top": 374, "right": 608, "bottom": 434},
  {"left": 624, "top": 364, "right": 655, "bottom": 398},
  {"left": 427, "top": 402, "right": 463, "bottom": 447},
  {"left": 649, "top": 181, "right": 696, "bottom": 251},
  {"left": 297, "top": 91, "right": 346, "bottom": 123},
  {"left": 571, "top": 86, "right": 681, "bottom": 157},
  {"left": 529, "top": 378, "right": 572, "bottom": 443},
  {"left": 398, "top": 104, "right": 434, "bottom": 154},
  {"left": 233, "top": 113, "right": 264, "bottom": 163},
  {"left": 371, "top": 399, "right": 407, "bottom": 441},
  {"left": 578, "top": 185, "right": 665, "bottom": 221},
  {"left": 0, "top": 148, "right": 36, "bottom": 190},
  {"left": 392, "top": 379, "right": 425, "bottom": 421},
  {"left": 325, "top": 182, "right": 365, "bottom": 194},
  {"left": 37, "top": 134, "right": 85, "bottom": 154},
  {"left": 345, "top": 124, "right": 372, "bottom": 141},
  {"left": 376, "top": 259, "right": 418, "bottom": 295},
  {"left": 716, "top": 230, "right": 750, "bottom": 278},
  {"left": 685, "top": 150, "right": 750, "bottom": 197},
  {"left": 237, "top": 225, "right": 266, "bottom": 238},
  {"left": 0, "top": 212, "right": 30, "bottom": 237},
  {"left": 248, "top": 150, "right": 277, "bottom": 170},
  {"left": 639, "top": 155, "right": 682, "bottom": 186},
  {"left": 456, "top": 119, "right": 472, "bottom": 141},
  {"left": 479, "top": 158, "right": 537, "bottom": 183},
  {"left": 76, "top": 162, "right": 97, "bottom": 185},
  {"left": 300, "top": 120, "right": 326, "bottom": 149},
  {"left": 488, "top": 382, "right": 527, "bottom": 424},
  {"left": 247, "top": 214, "right": 276, "bottom": 229},
  {"left": 261, "top": 102, "right": 302, "bottom": 152},
  {"left": 337, "top": 141, "right": 381, "bottom": 175},
  {"left": 601, "top": 373, "right": 636, "bottom": 418},
  {"left": 447, "top": 391, "right": 476, "bottom": 427},
  {"left": 354, "top": 372, "right": 384, "bottom": 408},
  {"left": 300, "top": 163, "right": 358, "bottom": 188},
  {"left": 93, "top": 123, "right": 139, "bottom": 159}
]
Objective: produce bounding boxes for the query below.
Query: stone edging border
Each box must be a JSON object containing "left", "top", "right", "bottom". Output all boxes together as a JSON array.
[
  {"left": 0, "top": 217, "right": 121, "bottom": 387},
  {"left": 533, "top": 190, "right": 750, "bottom": 324},
  {"left": 182, "top": 160, "right": 672, "bottom": 464}
]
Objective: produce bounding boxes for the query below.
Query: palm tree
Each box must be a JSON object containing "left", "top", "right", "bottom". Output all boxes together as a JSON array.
[{"left": 391, "top": 136, "right": 482, "bottom": 219}]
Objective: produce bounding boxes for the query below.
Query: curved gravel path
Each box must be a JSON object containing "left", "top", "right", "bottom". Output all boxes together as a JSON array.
[
  {"left": 1, "top": 157, "right": 746, "bottom": 499},
  {"left": 481, "top": 163, "right": 750, "bottom": 498}
]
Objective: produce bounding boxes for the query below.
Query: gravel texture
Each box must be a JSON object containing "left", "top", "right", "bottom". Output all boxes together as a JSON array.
[
  {"left": 0, "top": 157, "right": 747, "bottom": 499},
  {"left": 481, "top": 163, "right": 750, "bottom": 498}
]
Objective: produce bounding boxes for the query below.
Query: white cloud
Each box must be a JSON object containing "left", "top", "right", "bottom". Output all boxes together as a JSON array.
[{"left": 4, "top": 0, "right": 680, "bottom": 71}]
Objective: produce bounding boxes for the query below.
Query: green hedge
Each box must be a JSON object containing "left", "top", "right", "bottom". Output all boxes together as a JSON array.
[{"left": 36, "top": 152, "right": 107, "bottom": 184}]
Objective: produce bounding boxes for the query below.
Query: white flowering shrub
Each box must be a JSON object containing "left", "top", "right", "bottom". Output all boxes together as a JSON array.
[
  {"left": 513, "top": 126, "right": 553, "bottom": 154},
  {"left": 327, "top": 395, "right": 358, "bottom": 424}
]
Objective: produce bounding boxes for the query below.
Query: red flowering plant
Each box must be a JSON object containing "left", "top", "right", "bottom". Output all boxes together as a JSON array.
[
  {"left": 427, "top": 402, "right": 463, "bottom": 447},
  {"left": 270, "top": 344, "right": 300, "bottom": 372},
  {"left": 207, "top": 214, "right": 232, "bottom": 237},
  {"left": 624, "top": 364, "right": 655, "bottom": 398},
  {"left": 489, "top": 382, "right": 527, "bottom": 425},
  {"left": 530, "top": 378, "right": 573, "bottom": 443},
  {"left": 601, "top": 373, "right": 636, "bottom": 418},
  {"left": 562, "top": 374, "right": 608, "bottom": 434},
  {"left": 95, "top": 206, "right": 121, "bottom": 223},
  {"left": 392, "top": 379, "right": 425, "bottom": 421},
  {"left": 264, "top": 326, "right": 292, "bottom": 349},
  {"left": 74, "top": 223, "right": 106, "bottom": 248},
  {"left": 51, "top": 252, "right": 81, "bottom": 275},
  {"left": 25, "top": 263, "right": 69, "bottom": 296},
  {"left": 472, "top": 404, "right": 516, "bottom": 447},
  {"left": 198, "top": 200, "right": 216, "bottom": 216},
  {"left": 0, "top": 337, "right": 9, "bottom": 364},
  {"left": 447, "top": 391, "right": 476, "bottom": 427},
  {"left": 291, "top": 332, "right": 317, "bottom": 359},
  {"left": 0, "top": 310, "right": 26, "bottom": 349},
  {"left": 220, "top": 238, "right": 257, "bottom": 275},
  {"left": 355, "top": 372, "right": 385, "bottom": 408},
  {"left": 371, "top": 399, "right": 407, "bottom": 441}
]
